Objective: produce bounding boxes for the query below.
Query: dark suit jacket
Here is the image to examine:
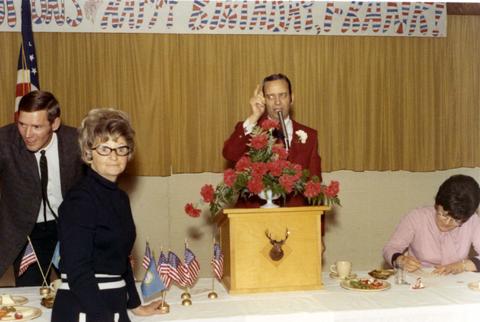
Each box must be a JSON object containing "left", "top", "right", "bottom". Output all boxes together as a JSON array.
[
  {"left": 0, "top": 123, "right": 84, "bottom": 277},
  {"left": 222, "top": 117, "right": 322, "bottom": 208}
]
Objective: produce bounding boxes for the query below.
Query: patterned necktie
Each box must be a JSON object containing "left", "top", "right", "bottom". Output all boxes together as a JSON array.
[{"left": 39, "top": 150, "right": 48, "bottom": 223}]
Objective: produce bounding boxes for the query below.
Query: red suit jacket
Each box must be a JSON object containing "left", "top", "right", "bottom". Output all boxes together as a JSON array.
[{"left": 222, "top": 117, "right": 322, "bottom": 208}]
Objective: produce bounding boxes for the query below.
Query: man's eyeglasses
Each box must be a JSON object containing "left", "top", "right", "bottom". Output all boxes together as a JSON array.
[
  {"left": 92, "top": 145, "right": 131, "bottom": 157},
  {"left": 436, "top": 209, "right": 463, "bottom": 226}
]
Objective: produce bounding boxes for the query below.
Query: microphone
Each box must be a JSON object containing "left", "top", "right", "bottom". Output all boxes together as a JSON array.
[{"left": 277, "top": 111, "right": 290, "bottom": 151}]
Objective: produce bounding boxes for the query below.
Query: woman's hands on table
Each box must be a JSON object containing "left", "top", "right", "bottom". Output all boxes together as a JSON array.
[
  {"left": 434, "top": 259, "right": 473, "bottom": 275},
  {"left": 397, "top": 255, "right": 422, "bottom": 272}
]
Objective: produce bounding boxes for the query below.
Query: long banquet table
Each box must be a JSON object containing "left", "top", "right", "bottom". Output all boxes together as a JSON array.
[{"left": 2, "top": 271, "right": 480, "bottom": 322}]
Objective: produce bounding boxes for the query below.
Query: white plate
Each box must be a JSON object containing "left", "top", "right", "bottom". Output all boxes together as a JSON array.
[
  {"left": 329, "top": 272, "right": 357, "bottom": 280},
  {"left": 0, "top": 296, "right": 28, "bottom": 306},
  {"left": 0, "top": 306, "right": 42, "bottom": 321},
  {"left": 341, "top": 279, "right": 391, "bottom": 292}
]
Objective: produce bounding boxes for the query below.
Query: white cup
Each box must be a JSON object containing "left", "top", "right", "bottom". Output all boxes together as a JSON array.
[
  {"left": 330, "top": 261, "right": 352, "bottom": 279},
  {"left": 49, "top": 279, "right": 62, "bottom": 293}
]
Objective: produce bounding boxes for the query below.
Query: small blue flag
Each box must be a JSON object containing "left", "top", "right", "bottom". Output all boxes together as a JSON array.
[
  {"left": 141, "top": 254, "right": 165, "bottom": 302},
  {"left": 51, "top": 242, "right": 60, "bottom": 269}
]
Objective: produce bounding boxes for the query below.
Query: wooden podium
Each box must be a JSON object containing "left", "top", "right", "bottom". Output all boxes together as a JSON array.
[{"left": 217, "top": 206, "right": 329, "bottom": 294}]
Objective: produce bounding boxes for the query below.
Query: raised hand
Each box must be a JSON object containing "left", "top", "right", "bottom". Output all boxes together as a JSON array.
[{"left": 247, "top": 84, "right": 266, "bottom": 124}]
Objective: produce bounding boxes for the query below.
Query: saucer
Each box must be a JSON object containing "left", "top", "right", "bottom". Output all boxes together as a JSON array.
[{"left": 329, "top": 272, "right": 357, "bottom": 280}]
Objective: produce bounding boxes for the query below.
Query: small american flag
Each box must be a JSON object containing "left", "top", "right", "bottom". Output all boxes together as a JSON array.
[
  {"left": 184, "top": 247, "right": 200, "bottom": 286},
  {"left": 142, "top": 242, "right": 151, "bottom": 270},
  {"left": 211, "top": 243, "right": 224, "bottom": 281},
  {"left": 167, "top": 251, "right": 187, "bottom": 287},
  {"left": 157, "top": 251, "right": 171, "bottom": 288},
  {"left": 18, "top": 240, "right": 37, "bottom": 276},
  {"left": 15, "top": 0, "right": 40, "bottom": 118}
]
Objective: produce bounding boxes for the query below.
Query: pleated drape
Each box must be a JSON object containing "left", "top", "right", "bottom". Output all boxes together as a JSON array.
[{"left": 1, "top": 16, "right": 478, "bottom": 176}]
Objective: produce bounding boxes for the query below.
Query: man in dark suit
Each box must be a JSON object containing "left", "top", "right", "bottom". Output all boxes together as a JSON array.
[
  {"left": 223, "top": 73, "right": 322, "bottom": 208},
  {"left": 0, "top": 90, "right": 84, "bottom": 286}
]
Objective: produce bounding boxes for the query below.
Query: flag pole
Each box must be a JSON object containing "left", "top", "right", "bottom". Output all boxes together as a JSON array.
[
  {"left": 26, "top": 236, "right": 50, "bottom": 296},
  {"left": 181, "top": 238, "right": 192, "bottom": 306},
  {"left": 156, "top": 245, "right": 170, "bottom": 314},
  {"left": 208, "top": 234, "right": 218, "bottom": 299}
]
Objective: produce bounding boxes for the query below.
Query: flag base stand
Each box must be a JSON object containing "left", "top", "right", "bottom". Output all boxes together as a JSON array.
[
  {"left": 39, "top": 286, "right": 51, "bottom": 297},
  {"left": 180, "top": 291, "right": 191, "bottom": 300},
  {"left": 181, "top": 298, "right": 192, "bottom": 306},
  {"left": 208, "top": 291, "right": 218, "bottom": 299},
  {"left": 158, "top": 302, "right": 170, "bottom": 314}
]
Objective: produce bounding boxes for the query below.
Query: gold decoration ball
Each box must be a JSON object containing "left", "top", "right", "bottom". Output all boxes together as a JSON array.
[
  {"left": 181, "top": 298, "right": 192, "bottom": 306},
  {"left": 181, "top": 292, "right": 191, "bottom": 300},
  {"left": 208, "top": 291, "right": 218, "bottom": 299}
]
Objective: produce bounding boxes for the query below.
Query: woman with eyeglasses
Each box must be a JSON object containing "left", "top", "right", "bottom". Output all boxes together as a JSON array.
[
  {"left": 383, "top": 174, "right": 480, "bottom": 275},
  {"left": 52, "top": 109, "right": 162, "bottom": 322}
]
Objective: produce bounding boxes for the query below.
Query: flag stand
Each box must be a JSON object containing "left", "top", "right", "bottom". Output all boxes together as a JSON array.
[
  {"left": 26, "top": 236, "right": 50, "bottom": 297},
  {"left": 208, "top": 234, "right": 218, "bottom": 299},
  {"left": 158, "top": 290, "right": 170, "bottom": 314},
  {"left": 181, "top": 287, "right": 192, "bottom": 306},
  {"left": 208, "top": 277, "right": 218, "bottom": 299}
]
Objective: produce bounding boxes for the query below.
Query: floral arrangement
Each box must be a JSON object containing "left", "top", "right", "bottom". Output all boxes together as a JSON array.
[{"left": 185, "top": 119, "right": 340, "bottom": 218}]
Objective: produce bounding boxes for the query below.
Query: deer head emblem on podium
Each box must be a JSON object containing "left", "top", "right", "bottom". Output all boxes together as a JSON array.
[{"left": 265, "top": 229, "right": 290, "bottom": 261}]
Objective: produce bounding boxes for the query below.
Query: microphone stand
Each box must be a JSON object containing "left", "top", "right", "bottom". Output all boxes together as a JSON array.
[{"left": 277, "top": 111, "right": 290, "bottom": 151}]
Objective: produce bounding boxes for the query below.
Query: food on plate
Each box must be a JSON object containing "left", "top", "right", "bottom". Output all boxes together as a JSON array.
[
  {"left": 368, "top": 269, "right": 394, "bottom": 280},
  {"left": 14, "top": 311, "right": 23, "bottom": 319},
  {"left": 348, "top": 278, "right": 385, "bottom": 290},
  {"left": 0, "top": 308, "right": 7, "bottom": 318},
  {"left": 0, "top": 306, "right": 16, "bottom": 319}
]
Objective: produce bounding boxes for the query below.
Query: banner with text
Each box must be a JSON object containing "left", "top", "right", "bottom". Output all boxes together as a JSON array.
[{"left": 0, "top": 1, "right": 447, "bottom": 37}]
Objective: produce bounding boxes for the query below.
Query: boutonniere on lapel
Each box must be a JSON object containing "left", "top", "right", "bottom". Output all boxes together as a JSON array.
[{"left": 295, "top": 130, "right": 308, "bottom": 144}]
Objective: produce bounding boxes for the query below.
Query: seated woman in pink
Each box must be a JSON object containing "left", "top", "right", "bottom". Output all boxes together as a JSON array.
[{"left": 383, "top": 175, "right": 480, "bottom": 275}]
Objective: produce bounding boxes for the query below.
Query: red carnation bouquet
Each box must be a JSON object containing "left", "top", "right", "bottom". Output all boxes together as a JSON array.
[{"left": 185, "top": 119, "right": 340, "bottom": 217}]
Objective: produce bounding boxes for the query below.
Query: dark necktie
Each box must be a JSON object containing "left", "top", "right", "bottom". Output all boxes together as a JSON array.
[
  {"left": 39, "top": 150, "right": 48, "bottom": 223},
  {"left": 273, "top": 129, "right": 285, "bottom": 142}
]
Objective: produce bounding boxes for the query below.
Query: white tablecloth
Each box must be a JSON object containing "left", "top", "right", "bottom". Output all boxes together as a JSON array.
[{"left": 2, "top": 271, "right": 480, "bottom": 322}]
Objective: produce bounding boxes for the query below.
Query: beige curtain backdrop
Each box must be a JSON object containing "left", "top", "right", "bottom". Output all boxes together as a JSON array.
[{"left": 1, "top": 16, "right": 479, "bottom": 176}]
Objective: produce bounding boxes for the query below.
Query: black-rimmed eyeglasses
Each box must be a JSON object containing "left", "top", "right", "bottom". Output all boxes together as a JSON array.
[{"left": 92, "top": 145, "right": 131, "bottom": 157}]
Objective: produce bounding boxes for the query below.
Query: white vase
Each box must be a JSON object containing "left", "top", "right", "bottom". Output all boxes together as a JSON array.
[{"left": 258, "top": 190, "right": 280, "bottom": 208}]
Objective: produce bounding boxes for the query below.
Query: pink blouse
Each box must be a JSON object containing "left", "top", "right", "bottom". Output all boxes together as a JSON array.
[{"left": 383, "top": 206, "right": 480, "bottom": 267}]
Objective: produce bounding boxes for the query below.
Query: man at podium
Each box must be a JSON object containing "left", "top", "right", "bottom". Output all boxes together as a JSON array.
[{"left": 223, "top": 73, "right": 322, "bottom": 209}]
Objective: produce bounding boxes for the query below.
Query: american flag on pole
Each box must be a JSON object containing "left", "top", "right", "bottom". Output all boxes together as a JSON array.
[
  {"left": 157, "top": 251, "right": 172, "bottom": 288},
  {"left": 167, "top": 251, "right": 187, "bottom": 287},
  {"left": 211, "top": 242, "right": 224, "bottom": 281},
  {"left": 183, "top": 247, "right": 200, "bottom": 286},
  {"left": 18, "top": 240, "right": 38, "bottom": 276},
  {"left": 142, "top": 242, "right": 151, "bottom": 270},
  {"left": 15, "top": 0, "right": 40, "bottom": 119}
]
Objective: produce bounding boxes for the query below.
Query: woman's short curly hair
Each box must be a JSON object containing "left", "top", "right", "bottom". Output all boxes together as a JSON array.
[{"left": 78, "top": 108, "right": 135, "bottom": 163}]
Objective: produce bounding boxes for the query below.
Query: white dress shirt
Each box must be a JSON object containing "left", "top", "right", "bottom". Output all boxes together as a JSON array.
[{"left": 34, "top": 133, "right": 63, "bottom": 222}]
